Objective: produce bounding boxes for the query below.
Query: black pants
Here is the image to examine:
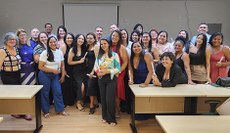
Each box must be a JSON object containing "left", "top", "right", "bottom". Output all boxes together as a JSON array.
[
  {"left": 1, "top": 71, "right": 20, "bottom": 85},
  {"left": 98, "top": 74, "right": 117, "bottom": 123}
]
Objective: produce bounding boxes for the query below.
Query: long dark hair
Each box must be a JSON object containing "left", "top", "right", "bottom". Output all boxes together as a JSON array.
[
  {"left": 195, "top": 33, "right": 207, "bottom": 66},
  {"left": 64, "top": 32, "right": 74, "bottom": 52},
  {"left": 57, "top": 25, "right": 67, "bottom": 40},
  {"left": 98, "top": 38, "right": 112, "bottom": 59},
  {"left": 141, "top": 32, "right": 152, "bottom": 52},
  {"left": 72, "top": 34, "right": 87, "bottom": 56},
  {"left": 37, "top": 31, "right": 48, "bottom": 49},
  {"left": 110, "top": 30, "right": 122, "bottom": 53},
  {"left": 47, "top": 36, "right": 57, "bottom": 62},
  {"left": 130, "top": 41, "right": 145, "bottom": 72}
]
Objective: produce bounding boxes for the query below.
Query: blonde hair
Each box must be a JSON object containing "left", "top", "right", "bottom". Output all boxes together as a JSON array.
[{"left": 15, "top": 28, "right": 31, "bottom": 47}]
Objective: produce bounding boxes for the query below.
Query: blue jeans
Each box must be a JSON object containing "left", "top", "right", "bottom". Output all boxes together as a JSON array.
[{"left": 38, "top": 71, "right": 64, "bottom": 113}]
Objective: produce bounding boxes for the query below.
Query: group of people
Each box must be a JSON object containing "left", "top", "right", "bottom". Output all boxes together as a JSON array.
[{"left": 0, "top": 22, "right": 230, "bottom": 126}]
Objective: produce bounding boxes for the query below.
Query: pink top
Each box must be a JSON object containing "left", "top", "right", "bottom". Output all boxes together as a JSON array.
[{"left": 210, "top": 48, "right": 228, "bottom": 83}]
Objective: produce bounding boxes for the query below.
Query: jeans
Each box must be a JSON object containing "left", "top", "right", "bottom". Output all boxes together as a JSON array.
[{"left": 38, "top": 71, "right": 64, "bottom": 113}]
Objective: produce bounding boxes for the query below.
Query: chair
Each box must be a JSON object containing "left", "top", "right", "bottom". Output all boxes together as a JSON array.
[{"left": 204, "top": 100, "right": 221, "bottom": 115}]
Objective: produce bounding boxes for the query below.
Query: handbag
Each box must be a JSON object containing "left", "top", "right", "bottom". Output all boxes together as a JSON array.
[{"left": 216, "top": 77, "right": 230, "bottom": 87}]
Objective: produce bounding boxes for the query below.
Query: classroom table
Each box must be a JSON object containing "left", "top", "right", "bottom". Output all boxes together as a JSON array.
[
  {"left": 129, "top": 84, "right": 230, "bottom": 133},
  {"left": 0, "top": 85, "right": 43, "bottom": 133},
  {"left": 156, "top": 115, "right": 230, "bottom": 133}
]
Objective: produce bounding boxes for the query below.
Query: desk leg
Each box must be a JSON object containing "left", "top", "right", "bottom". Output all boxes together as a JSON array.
[
  {"left": 130, "top": 91, "right": 137, "bottom": 133},
  {"left": 34, "top": 91, "right": 43, "bottom": 133},
  {"left": 184, "top": 97, "right": 197, "bottom": 114}
]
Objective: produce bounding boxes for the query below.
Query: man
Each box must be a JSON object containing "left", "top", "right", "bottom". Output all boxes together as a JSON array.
[
  {"left": 30, "top": 28, "right": 40, "bottom": 46},
  {"left": 95, "top": 26, "right": 103, "bottom": 45},
  {"left": 190, "top": 23, "right": 211, "bottom": 45},
  {"left": 44, "top": 23, "right": 56, "bottom": 37},
  {"left": 107, "top": 24, "right": 119, "bottom": 41}
]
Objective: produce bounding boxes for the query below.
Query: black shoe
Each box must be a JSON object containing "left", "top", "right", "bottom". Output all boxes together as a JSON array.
[{"left": 89, "top": 107, "right": 95, "bottom": 115}]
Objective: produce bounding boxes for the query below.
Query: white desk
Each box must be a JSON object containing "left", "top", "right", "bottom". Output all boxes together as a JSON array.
[
  {"left": 156, "top": 115, "right": 230, "bottom": 133},
  {"left": 0, "top": 85, "right": 43, "bottom": 132},
  {"left": 129, "top": 84, "right": 230, "bottom": 133}
]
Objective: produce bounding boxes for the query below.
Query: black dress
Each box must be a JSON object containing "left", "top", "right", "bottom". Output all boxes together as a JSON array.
[
  {"left": 86, "top": 50, "right": 99, "bottom": 97},
  {"left": 72, "top": 53, "right": 87, "bottom": 101},
  {"left": 61, "top": 46, "right": 75, "bottom": 106}
]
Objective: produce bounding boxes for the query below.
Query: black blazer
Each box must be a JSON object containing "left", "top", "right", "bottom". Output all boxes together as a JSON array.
[{"left": 155, "top": 63, "right": 186, "bottom": 87}]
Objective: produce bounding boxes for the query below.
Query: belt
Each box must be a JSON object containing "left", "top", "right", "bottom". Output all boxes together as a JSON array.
[{"left": 21, "top": 61, "right": 34, "bottom": 65}]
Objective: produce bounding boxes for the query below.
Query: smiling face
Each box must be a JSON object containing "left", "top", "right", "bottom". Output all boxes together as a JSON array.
[
  {"left": 161, "top": 56, "right": 173, "bottom": 68},
  {"left": 174, "top": 40, "right": 184, "bottom": 53},
  {"left": 131, "top": 32, "right": 139, "bottom": 42},
  {"left": 158, "top": 32, "right": 167, "bottom": 44},
  {"left": 86, "top": 34, "right": 95, "bottom": 45},
  {"left": 31, "top": 28, "right": 40, "bottom": 39},
  {"left": 65, "top": 34, "right": 73, "bottom": 46},
  {"left": 111, "top": 31, "right": 120, "bottom": 45},
  {"left": 77, "top": 35, "right": 85, "bottom": 46},
  {"left": 58, "top": 28, "right": 66, "bottom": 38},
  {"left": 39, "top": 33, "right": 48, "bottom": 44},
  {"left": 121, "top": 30, "right": 128, "bottom": 41},
  {"left": 18, "top": 31, "right": 28, "bottom": 44},
  {"left": 211, "top": 35, "right": 222, "bottom": 47},
  {"left": 198, "top": 24, "right": 208, "bottom": 34},
  {"left": 6, "top": 37, "right": 17, "bottom": 47},
  {"left": 95, "top": 27, "right": 103, "bottom": 39},
  {"left": 100, "top": 39, "right": 109, "bottom": 52},
  {"left": 132, "top": 42, "right": 142, "bottom": 54},
  {"left": 142, "top": 33, "right": 150, "bottom": 44},
  {"left": 178, "top": 31, "right": 187, "bottom": 39},
  {"left": 196, "top": 34, "right": 204, "bottom": 45},
  {"left": 48, "top": 37, "right": 57, "bottom": 50}
]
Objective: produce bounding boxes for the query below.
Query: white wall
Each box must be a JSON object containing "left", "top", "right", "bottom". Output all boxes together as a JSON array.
[{"left": 0, "top": 0, "right": 230, "bottom": 45}]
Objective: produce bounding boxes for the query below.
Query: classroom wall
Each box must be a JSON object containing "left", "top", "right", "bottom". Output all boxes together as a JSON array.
[{"left": 0, "top": 0, "right": 230, "bottom": 46}]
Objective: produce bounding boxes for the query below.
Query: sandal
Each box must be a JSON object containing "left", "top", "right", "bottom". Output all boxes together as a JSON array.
[
  {"left": 11, "top": 114, "right": 22, "bottom": 119},
  {"left": 24, "top": 114, "right": 32, "bottom": 121},
  {"left": 43, "top": 113, "right": 50, "bottom": 118},
  {"left": 110, "top": 122, "right": 117, "bottom": 126},
  {"left": 89, "top": 107, "right": 95, "bottom": 115},
  {"left": 76, "top": 103, "right": 85, "bottom": 111},
  {"left": 101, "top": 119, "right": 106, "bottom": 123},
  {"left": 59, "top": 111, "right": 69, "bottom": 116}
]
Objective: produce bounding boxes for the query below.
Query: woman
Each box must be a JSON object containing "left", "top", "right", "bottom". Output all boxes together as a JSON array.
[
  {"left": 208, "top": 32, "right": 230, "bottom": 83},
  {"left": 0, "top": 32, "right": 21, "bottom": 85},
  {"left": 57, "top": 25, "right": 67, "bottom": 49},
  {"left": 59, "top": 33, "right": 75, "bottom": 107},
  {"left": 130, "top": 30, "right": 141, "bottom": 43},
  {"left": 141, "top": 32, "right": 159, "bottom": 64},
  {"left": 133, "top": 23, "right": 143, "bottom": 36},
  {"left": 85, "top": 32, "right": 100, "bottom": 114},
  {"left": 153, "top": 30, "right": 174, "bottom": 56},
  {"left": 16, "top": 29, "right": 36, "bottom": 85},
  {"left": 129, "top": 41, "right": 153, "bottom": 87},
  {"left": 68, "top": 34, "right": 87, "bottom": 111},
  {"left": 177, "top": 30, "right": 190, "bottom": 53},
  {"left": 120, "top": 29, "right": 132, "bottom": 57},
  {"left": 33, "top": 32, "right": 48, "bottom": 64},
  {"left": 38, "top": 36, "right": 68, "bottom": 118},
  {"left": 189, "top": 33, "right": 211, "bottom": 84},
  {"left": 94, "top": 38, "right": 120, "bottom": 126},
  {"left": 110, "top": 30, "right": 128, "bottom": 118},
  {"left": 153, "top": 52, "right": 186, "bottom": 87},
  {"left": 0, "top": 32, "right": 22, "bottom": 119},
  {"left": 149, "top": 29, "right": 158, "bottom": 47},
  {"left": 174, "top": 36, "right": 195, "bottom": 85}
]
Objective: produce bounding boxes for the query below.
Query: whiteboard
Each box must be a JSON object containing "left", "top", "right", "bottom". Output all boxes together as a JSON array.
[{"left": 63, "top": 4, "right": 118, "bottom": 37}]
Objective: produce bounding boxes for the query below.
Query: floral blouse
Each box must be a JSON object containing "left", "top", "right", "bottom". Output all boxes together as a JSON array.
[{"left": 94, "top": 51, "right": 120, "bottom": 79}]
